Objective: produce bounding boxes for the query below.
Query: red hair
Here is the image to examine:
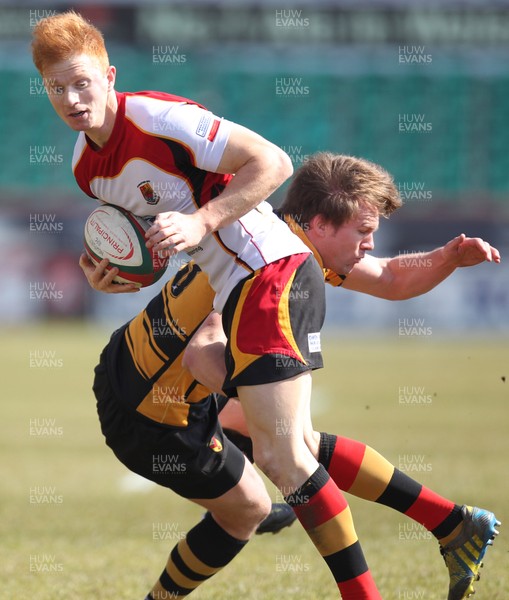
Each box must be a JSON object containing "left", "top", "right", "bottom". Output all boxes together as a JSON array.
[{"left": 31, "top": 10, "right": 109, "bottom": 76}]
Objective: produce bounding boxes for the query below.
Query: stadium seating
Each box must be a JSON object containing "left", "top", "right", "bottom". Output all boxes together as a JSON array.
[{"left": 1, "top": 50, "right": 508, "bottom": 200}]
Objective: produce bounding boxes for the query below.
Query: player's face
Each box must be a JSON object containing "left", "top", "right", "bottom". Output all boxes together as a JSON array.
[
  {"left": 43, "top": 54, "right": 116, "bottom": 144},
  {"left": 316, "top": 204, "right": 379, "bottom": 274}
]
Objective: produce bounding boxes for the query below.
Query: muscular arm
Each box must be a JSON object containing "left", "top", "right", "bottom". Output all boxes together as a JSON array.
[
  {"left": 182, "top": 311, "right": 227, "bottom": 393},
  {"left": 146, "top": 124, "right": 293, "bottom": 253},
  {"left": 200, "top": 123, "right": 293, "bottom": 232},
  {"left": 343, "top": 234, "right": 501, "bottom": 300}
]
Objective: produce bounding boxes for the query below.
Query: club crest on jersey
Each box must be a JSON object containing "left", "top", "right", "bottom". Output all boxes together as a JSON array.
[
  {"left": 209, "top": 436, "right": 223, "bottom": 453},
  {"left": 137, "top": 180, "right": 160, "bottom": 205}
]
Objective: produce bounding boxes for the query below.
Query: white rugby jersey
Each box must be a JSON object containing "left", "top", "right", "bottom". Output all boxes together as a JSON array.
[{"left": 73, "top": 91, "right": 309, "bottom": 310}]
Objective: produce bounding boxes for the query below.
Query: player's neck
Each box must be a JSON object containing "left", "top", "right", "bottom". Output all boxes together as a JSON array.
[{"left": 86, "top": 90, "right": 118, "bottom": 150}]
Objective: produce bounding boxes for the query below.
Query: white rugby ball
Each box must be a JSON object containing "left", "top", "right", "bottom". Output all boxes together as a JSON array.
[{"left": 84, "top": 204, "right": 168, "bottom": 288}]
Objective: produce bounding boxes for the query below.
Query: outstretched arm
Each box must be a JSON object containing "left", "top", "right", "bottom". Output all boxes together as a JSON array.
[{"left": 342, "top": 234, "right": 501, "bottom": 300}]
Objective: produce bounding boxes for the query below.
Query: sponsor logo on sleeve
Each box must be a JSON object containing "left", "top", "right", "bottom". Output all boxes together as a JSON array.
[{"left": 196, "top": 113, "right": 212, "bottom": 137}]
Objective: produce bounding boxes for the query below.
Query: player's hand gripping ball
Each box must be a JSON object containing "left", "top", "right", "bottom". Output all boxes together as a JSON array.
[{"left": 84, "top": 204, "right": 169, "bottom": 288}]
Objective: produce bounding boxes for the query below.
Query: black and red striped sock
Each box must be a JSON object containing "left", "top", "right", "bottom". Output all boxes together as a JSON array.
[
  {"left": 319, "top": 433, "right": 463, "bottom": 539},
  {"left": 148, "top": 513, "right": 247, "bottom": 598},
  {"left": 285, "top": 464, "right": 381, "bottom": 599}
]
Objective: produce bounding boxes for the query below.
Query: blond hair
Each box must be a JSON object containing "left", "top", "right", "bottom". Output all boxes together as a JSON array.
[
  {"left": 280, "top": 152, "right": 402, "bottom": 228},
  {"left": 31, "top": 10, "right": 109, "bottom": 76}
]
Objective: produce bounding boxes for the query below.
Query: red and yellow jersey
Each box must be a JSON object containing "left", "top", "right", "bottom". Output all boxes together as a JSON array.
[
  {"left": 105, "top": 262, "right": 216, "bottom": 428},
  {"left": 73, "top": 90, "right": 309, "bottom": 312}
]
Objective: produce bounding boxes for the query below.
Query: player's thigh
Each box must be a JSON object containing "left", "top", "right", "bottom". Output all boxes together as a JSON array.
[
  {"left": 237, "top": 372, "right": 318, "bottom": 485},
  {"left": 239, "top": 373, "right": 311, "bottom": 437},
  {"left": 218, "top": 398, "right": 250, "bottom": 437}
]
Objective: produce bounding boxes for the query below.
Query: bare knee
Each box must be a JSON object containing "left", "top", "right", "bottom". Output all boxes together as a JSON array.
[
  {"left": 253, "top": 446, "right": 297, "bottom": 491},
  {"left": 213, "top": 489, "right": 270, "bottom": 540},
  {"left": 252, "top": 446, "right": 278, "bottom": 482},
  {"left": 205, "top": 462, "right": 271, "bottom": 540},
  {"left": 243, "top": 491, "right": 272, "bottom": 527},
  {"left": 252, "top": 439, "right": 319, "bottom": 494},
  {"left": 240, "top": 466, "right": 272, "bottom": 526}
]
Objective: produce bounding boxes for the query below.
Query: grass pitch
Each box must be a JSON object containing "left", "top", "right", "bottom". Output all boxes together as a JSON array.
[{"left": 1, "top": 323, "right": 507, "bottom": 599}]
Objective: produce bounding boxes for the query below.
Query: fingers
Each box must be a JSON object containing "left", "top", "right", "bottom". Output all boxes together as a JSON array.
[
  {"left": 103, "top": 282, "right": 141, "bottom": 294},
  {"left": 145, "top": 219, "right": 177, "bottom": 252},
  {"left": 442, "top": 234, "right": 465, "bottom": 263},
  {"left": 171, "top": 240, "right": 189, "bottom": 254},
  {"left": 450, "top": 233, "right": 466, "bottom": 249},
  {"left": 146, "top": 229, "right": 177, "bottom": 252},
  {"left": 145, "top": 210, "right": 208, "bottom": 254},
  {"left": 457, "top": 238, "right": 502, "bottom": 265},
  {"left": 79, "top": 253, "right": 140, "bottom": 293},
  {"left": 485, "top": 244, "right": 501, "bottom": 263},
  {"left": 479, "top": 240, "right": 502, "bottom": 263},
  {"left": 145, "top": 213, "right": 171, "bottom": 247},
  {"left": 481, "top": 240, "right": 494, "bottom": 262},
  {"left": 78, "top": 252, "right": 94, "bottom": 273},
  {"left": 462, "top": 239, "right": 491, "bottom": 260},
  {"left": 145, "top": 211, "right": 204, "bottom": 253},
  {"left": 491, "top": 246, "right": 502, "bottom": 263}
]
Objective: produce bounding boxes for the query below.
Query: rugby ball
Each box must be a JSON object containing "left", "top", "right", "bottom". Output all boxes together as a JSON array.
[{"left": 84, "top": 204, "right": 169, "bottom": 288}]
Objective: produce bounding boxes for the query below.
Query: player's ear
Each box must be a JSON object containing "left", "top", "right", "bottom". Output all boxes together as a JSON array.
[
  {"left": 308, "top": 214, "right": 328, "bottom": 237},
  {"left": 106, "top": 65, "right": 116, "bottom": 91}
]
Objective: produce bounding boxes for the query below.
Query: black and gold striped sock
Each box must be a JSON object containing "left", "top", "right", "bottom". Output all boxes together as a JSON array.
[{"left": 148, "top": 513, "right": 247, "bottom": 599}]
